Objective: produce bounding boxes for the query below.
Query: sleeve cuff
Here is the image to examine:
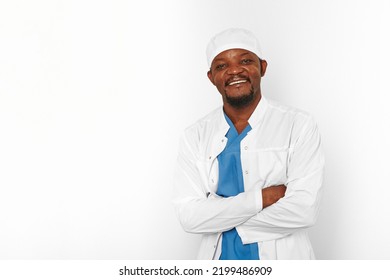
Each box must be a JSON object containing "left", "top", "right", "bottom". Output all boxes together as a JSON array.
[{"left": 254, "top": 185, "right": 263, "bottom": 212}]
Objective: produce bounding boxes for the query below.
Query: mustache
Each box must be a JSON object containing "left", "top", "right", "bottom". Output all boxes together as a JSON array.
[{"left": 225, "top": 75, "right": 250, "bottom": 86}]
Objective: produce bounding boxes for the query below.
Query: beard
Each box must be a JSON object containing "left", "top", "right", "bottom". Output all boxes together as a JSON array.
[{"left": 224, "top": 88, "right": 255, "bottom": 109}]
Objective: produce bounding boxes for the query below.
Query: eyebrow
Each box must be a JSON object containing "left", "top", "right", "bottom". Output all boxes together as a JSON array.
[
  {"left": 212, "top": 58, "right": 225, "bottom": 63},
  {"left": 213, "top": 52, "right": 252, "bottom": 62}
]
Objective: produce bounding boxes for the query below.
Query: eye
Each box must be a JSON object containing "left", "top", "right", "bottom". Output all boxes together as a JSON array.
[
  {"left": 215, "top": 63, "right": 226, "bottom": 70},
  {"left": 241, "top": 58, "right": 254, "bottom": 64}
]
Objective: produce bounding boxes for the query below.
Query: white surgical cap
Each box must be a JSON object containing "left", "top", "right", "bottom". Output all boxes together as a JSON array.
[{"left": 206, "top": 28, "right": 262, "bottom": 68}]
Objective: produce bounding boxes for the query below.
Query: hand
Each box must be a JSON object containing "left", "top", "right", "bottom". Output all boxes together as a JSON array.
[{"left": 262, "top": 184, "right": 287, "bottom": 208}]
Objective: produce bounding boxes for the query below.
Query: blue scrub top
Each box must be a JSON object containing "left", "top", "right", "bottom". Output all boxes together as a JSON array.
[{"left": 216, "top": 114, "right": 259, "bottom": 260}]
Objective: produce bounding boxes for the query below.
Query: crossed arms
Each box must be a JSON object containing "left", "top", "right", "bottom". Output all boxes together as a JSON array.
[{"left": 173, "top": 117, "right": 324, "bottom": 243}]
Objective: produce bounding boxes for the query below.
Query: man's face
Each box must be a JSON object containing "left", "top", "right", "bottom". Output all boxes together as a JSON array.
[{"left": 207, "top": 48, "right": 267, "bottom": 108}]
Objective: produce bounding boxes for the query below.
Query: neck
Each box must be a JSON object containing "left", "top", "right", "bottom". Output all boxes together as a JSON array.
[{"left": 223, "top": 93, "right": 261, "bottom": 134}]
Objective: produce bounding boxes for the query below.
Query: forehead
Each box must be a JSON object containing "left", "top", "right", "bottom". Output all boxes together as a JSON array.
[{"left": 212, "top": 48, "right": 257, "bottom": 63}]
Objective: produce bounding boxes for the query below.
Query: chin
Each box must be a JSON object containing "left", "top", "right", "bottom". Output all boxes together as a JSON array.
[{"left": 225, "top": 92, "right": 255, "bottom": 108}]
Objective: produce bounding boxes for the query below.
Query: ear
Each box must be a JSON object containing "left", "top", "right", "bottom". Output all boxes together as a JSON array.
[
  {"left": 260, "top": 60, "right": 268, "bottom": 77},
  {"left": 207, "top": 70, "right": 215, "bottom": 85}
]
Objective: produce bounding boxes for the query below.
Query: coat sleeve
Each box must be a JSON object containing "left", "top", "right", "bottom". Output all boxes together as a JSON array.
[
  {"left": 172, "top": 129, "right": 262, "bottom": 234},
  {"left": 236, "top": 116, "right": 325, "bottom": 243}
]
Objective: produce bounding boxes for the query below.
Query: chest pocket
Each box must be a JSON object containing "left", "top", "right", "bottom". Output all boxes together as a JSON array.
[
  {"left": 197, "top": 148, "right": 289, "bottom": 194},
  {"left": 243, "top": 148, "right": 289, "bottom": 188}
]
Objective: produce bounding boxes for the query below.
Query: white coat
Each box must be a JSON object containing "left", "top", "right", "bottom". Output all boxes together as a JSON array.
[{"left": 173, "top": 96, "right": 324, "bottom": 259}]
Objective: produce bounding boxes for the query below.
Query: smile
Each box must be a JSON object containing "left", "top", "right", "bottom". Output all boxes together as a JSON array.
[{"left": 227, "top": 79, "right": 248, "bottom": 86}]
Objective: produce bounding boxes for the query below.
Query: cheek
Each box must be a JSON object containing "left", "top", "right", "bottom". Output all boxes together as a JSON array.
[
  {"left": 212, "top": 74, "right": 225, "bottom": 87},
  {"left": 214, "top": 79, "right": 226, "bottom": 94},
  {"left": 215, "top": 83, "right": 225, "bottom": 94},
  {"left": 253, "top": 74, "right": 261, "bottom": 82},
  {"left": 250, "top": 70, "right": 261, "bottom": 83}
]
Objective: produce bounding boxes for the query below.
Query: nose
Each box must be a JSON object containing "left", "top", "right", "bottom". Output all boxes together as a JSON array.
[{"left": 226, "top": 64, "right": 244, "bottom": 75}]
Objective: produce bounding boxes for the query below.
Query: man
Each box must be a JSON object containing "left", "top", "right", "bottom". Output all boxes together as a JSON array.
[{"left": 173, "top": 28, "right": 324, "bottom": 260}]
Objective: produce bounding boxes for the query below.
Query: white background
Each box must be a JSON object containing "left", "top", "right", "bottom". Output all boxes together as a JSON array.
[{"left": 0, "top": 0, "right": 389, "bottom": 260}]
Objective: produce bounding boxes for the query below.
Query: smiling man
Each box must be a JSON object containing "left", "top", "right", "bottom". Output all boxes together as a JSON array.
[{"left": 173, "top": 28, "right": 324, "bottom": 260}]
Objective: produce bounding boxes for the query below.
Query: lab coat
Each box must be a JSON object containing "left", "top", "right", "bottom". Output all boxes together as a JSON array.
[{"left": 173, "top": 96, "right": 324, "bottom": 259}]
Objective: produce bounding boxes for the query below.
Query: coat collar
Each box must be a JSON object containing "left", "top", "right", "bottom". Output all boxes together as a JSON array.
[
  {"left": 248, "top": 95, "right": 268, "bottom": 130},
  {"left": 216, "top": 95, "right": 269, "bottom": 135}
]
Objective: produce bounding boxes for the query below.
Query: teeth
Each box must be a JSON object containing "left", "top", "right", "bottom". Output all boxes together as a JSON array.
[{"left": 228, "top": 80, "right": 247, "bottom": 86}]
